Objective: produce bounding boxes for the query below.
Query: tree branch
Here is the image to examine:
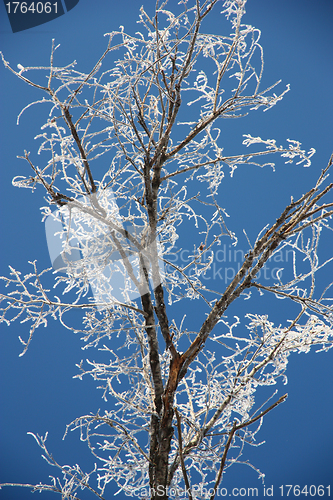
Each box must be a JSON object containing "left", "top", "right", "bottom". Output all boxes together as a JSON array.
[
  {"left": 175, "top": 408, "right": 193, "bottom": 500},
  {"left": 210, "top": 394, "right": 288, "bottom": 500}
]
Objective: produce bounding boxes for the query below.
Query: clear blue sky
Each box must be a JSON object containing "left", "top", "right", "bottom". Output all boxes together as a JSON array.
[{"left": 0, "top": 1, "right": 332, "bottom": 499}]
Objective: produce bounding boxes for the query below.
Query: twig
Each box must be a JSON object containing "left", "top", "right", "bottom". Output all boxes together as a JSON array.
[
  {"left": 210, "top": 394, "right": 288, "bottom": 500},
  {"left": 175, "top": 408, "right": 193, "bottom": 500}
]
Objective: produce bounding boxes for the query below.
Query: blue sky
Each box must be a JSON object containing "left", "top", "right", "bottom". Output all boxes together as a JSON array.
[{"left": 0, "top": 1, "right": 333, "bottom": 499}]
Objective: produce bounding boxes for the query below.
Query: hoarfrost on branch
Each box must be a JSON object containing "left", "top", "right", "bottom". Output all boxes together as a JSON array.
[{"left": 1, "top": 1, "right": 332, "bottom": 499}]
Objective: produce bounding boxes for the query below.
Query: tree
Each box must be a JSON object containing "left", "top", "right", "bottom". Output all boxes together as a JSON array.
[{"left": 1, "top": 0, "right": 332, "bottom": 499}]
